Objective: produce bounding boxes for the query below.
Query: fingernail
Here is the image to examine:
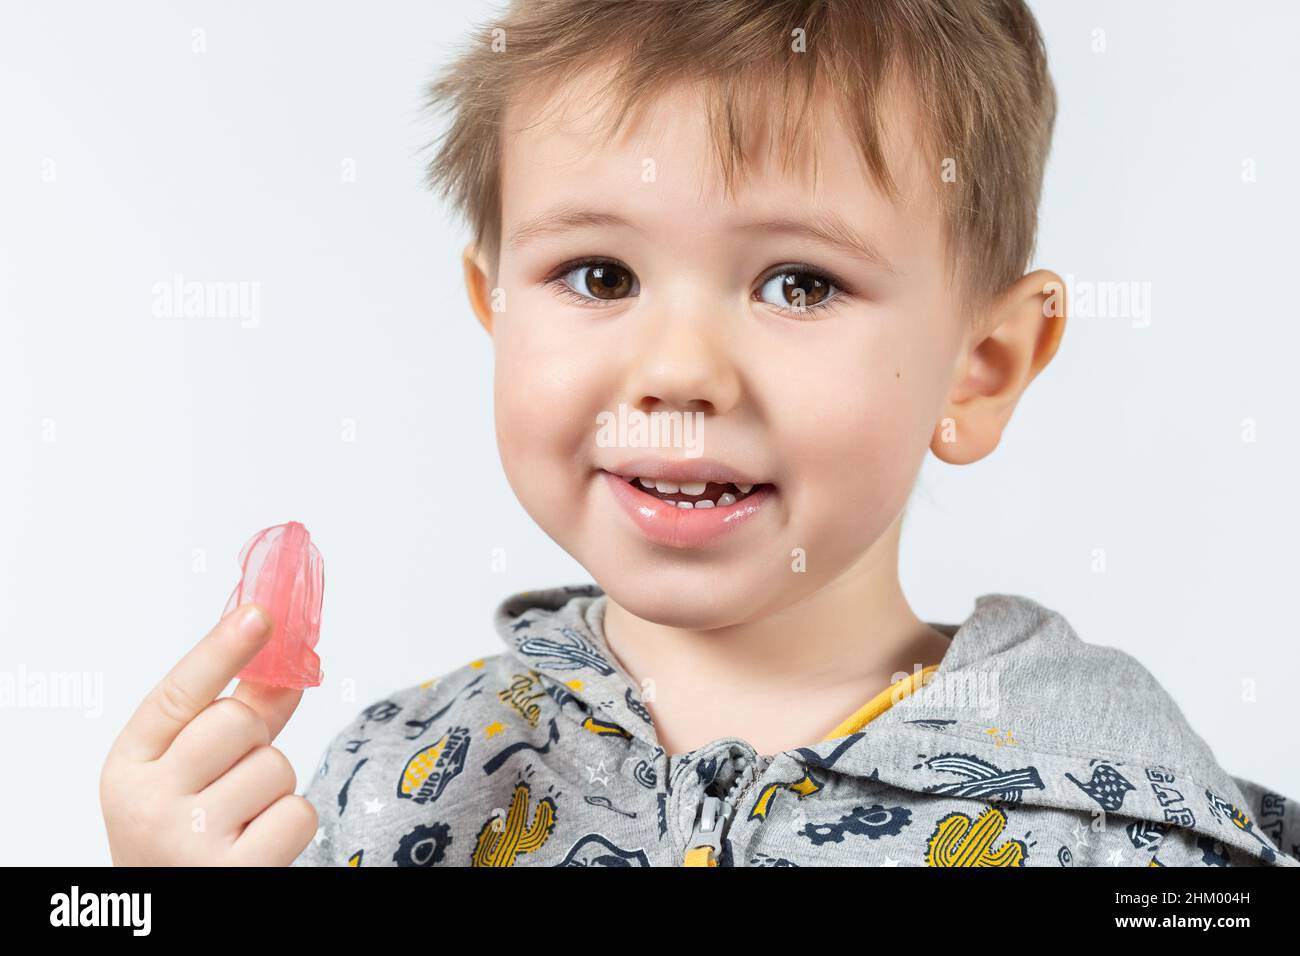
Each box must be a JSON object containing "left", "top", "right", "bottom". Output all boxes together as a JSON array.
[{"left": 238, "top": 604, "right": 271, "bottom": 639}]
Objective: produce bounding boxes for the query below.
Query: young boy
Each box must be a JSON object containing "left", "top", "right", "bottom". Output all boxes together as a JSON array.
[
  {"left": 98, "top": 0, "right": 1300, "bottom": 868},
  {"left": 284, "top": 0, "right": 1300, "bottom": 868}
]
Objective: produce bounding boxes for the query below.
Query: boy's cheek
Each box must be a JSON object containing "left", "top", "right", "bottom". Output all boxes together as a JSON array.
[
  {"left": 772, "top": 392, "right": 925, "bottom": 568},
  {"left": 492, "top": 348, "right": 602, "bottom": 519},
  {"left": 769, "top": 370, "right": 930, "bottom": 520}
]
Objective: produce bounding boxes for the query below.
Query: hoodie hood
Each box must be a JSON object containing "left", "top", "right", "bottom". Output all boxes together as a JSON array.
[{"left": 496, "top": 582, "right": 1297, "bottom": 867}]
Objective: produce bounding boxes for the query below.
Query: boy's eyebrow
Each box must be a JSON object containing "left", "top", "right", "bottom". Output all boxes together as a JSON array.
[
  {"left": 506, "top": 205, "right": 898, "bottom": 276},
  {"left": 506, "top": 206, "right": 640, "bottom": 251},
  {"left": 734, "top": 213, "right": 899, "bottom": 277}
]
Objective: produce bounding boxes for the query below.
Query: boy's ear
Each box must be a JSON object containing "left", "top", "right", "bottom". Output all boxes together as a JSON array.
[
  {"left": 931, "top": 268, "right": 1067, "bottom": 465},
  {"left": 462, "top": 242, "right": 494, "bottom": 335}
]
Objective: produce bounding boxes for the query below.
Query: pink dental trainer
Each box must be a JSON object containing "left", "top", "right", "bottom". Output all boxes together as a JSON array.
[{"left": 224, "top": 521, "right": 324, "bottom": 689}]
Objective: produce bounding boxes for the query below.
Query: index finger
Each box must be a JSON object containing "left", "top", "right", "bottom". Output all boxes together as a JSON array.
[{"left": 113, "top": 603, "right": 274, "bottom": 764}]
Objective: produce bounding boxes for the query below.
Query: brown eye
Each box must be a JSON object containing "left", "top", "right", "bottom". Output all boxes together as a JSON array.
[
  {"left": 557, "top": 261, "right": 636, "bottom": 301},
  {"left": 758, "top": 270, "right": 833, "bottom": 310}
]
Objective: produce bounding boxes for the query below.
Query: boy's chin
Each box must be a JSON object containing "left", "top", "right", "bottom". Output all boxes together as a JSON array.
[{"left": 597, "top": 569, "right": 788, "bottom": 631}]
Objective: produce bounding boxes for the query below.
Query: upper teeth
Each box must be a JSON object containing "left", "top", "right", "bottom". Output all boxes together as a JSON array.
[{"left": 630, "top": 476, "right": 757, "bottom": 507}]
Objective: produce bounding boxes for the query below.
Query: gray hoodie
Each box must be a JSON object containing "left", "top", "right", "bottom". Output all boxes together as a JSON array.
[{"left": 292, "top": 583, "right": 1298, "bottom": 867}]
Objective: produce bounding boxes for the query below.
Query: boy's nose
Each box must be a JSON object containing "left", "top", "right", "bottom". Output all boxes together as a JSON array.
[{"left": 619, "top": 304, "right": 743, "bottom": 416}]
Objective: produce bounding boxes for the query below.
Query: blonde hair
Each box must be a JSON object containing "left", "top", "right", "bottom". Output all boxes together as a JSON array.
[{"left": 424, "top": 0, "right": 1056, "bottom": 313}]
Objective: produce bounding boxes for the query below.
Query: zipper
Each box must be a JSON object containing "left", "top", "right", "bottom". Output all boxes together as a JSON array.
[{"left": 683, "top": 753, "right": 774, "bottom": 866}]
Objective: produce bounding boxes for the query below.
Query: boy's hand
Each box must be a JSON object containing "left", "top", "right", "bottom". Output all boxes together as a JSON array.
[{"left": 99, "top": 604, "right": 319, "bottom": 866}]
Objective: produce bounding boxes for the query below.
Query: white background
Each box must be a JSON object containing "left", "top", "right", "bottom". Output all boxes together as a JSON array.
[{"left": 1, "top": 1, "right": 1296, "bottom": 865}]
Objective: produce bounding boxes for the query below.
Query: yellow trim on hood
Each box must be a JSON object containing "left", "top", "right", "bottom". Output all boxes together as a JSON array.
[{"left": 820, "top": 664, "right": 941, "bottom": 741}]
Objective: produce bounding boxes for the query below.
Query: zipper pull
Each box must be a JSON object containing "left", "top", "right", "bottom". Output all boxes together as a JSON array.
[
  {"left": 686, "top": 794, "right": 733, "bottom": 866},
  {"left": 683, "top": 754, "right": 774, "bottom": 866}
]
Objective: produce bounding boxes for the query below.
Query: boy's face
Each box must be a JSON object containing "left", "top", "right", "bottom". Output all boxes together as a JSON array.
[{"left": 471, "top": 73, "right": 1026, "bottom": 628}]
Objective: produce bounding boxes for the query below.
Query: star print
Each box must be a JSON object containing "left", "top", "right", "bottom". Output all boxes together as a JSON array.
[
  {"left": 880, "top": 856, "right": 900, "bottom": 867},
  {"left": 313, "top": 827, "right": 325, "bottom": 845},
  {"left": 364, "top": 798, "right": 384, "bottom": 815},
  {"left": 586, "top": 760, "right": 611, "bottom": 786},
  {"left": 1107, "top": 848, "right": 1125, "bottom": 865},
  {"left": 1072, "top": 821, "right": 1092, "bottom": 850},
  {"left": 484, "top": 720, "right": 507, "bottom": 737}
]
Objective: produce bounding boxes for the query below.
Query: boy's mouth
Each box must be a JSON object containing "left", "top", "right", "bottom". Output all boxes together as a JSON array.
[
  {"left": 616, "top": 475, "right": 771, "bottom": 509},
  {"left": 598, "top": 466, "right": 776, "bottom": 548}
]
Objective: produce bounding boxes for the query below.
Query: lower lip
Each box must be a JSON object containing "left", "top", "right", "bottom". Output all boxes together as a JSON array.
[{"left": 599, "top": 470, "right": 775, "bottom": 549}]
